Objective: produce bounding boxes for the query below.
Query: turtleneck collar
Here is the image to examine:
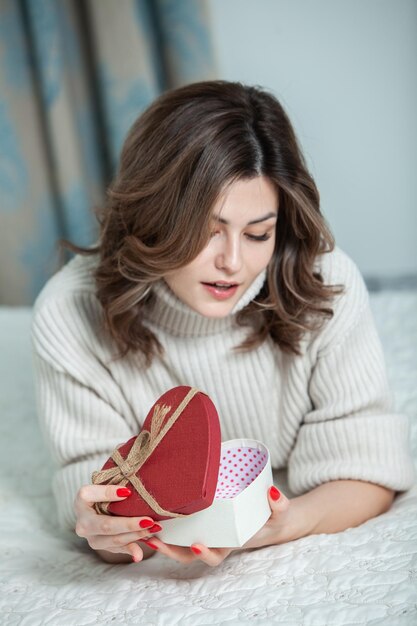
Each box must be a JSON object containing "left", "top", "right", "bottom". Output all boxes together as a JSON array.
[{"left": 146, "top": 270, "right": 267, "bottom": 337}]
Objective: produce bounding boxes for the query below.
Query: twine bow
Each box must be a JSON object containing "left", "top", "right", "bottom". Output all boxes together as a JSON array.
[{"left": 92, "top": 387, "right": 200, "bottom": 517}]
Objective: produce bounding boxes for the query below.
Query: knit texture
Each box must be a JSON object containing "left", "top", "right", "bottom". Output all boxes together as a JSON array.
[{"left": 31, "top": 247, "right": 416, "bottom": 530}]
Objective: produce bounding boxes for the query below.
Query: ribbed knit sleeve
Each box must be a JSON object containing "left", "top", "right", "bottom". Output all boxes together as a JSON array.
[
  {"left": 31, "top": 293, "right": 136, "bottom": 531},
  {"left": 287, "top": 254, "right": 415, "bottom": 495}
]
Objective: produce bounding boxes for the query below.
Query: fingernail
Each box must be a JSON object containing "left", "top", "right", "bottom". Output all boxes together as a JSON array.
[
  {"left": 150, "top": 524, "right": 162, "bottom": 533},
  {"left": 269, "top": 486, "right": 281, "bottom": 501},
  {"left": 140, "top": 539, "right": 158, "bottom": 550},
  {"left": 139, "top": 519, "right": 154, "bottom": 529},
  {"left": 117, "top": 487, "right": 132, "bottom": 497},
  {"left": 191, "top": 546, "right": 202, "bottom": 555}
]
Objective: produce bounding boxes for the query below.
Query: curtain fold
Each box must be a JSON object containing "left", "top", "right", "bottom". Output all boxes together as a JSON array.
[{"left": 0, "top": 0, "right": 217, "bottom": 305}]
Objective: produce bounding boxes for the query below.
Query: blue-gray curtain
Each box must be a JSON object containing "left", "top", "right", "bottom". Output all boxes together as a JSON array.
[{"left": 0, "top": 0, "right": 217, "bottom": 305}]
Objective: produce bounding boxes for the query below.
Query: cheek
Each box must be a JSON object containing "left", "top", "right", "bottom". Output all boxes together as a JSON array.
[
  {"left": 190, "top": 247, "right": 215, "bottom": 271},
  {"left": 165, "top": 268, "right": 190, "bottom": 292},
  {"left": 251, "top": 242, "right": 275, "bottom": 270},
  {"left": 166, "top": 262, "right": 201, "bottom": 293},
  {"left": 265, "top": 236, "right": 276, "bottom": 264}
]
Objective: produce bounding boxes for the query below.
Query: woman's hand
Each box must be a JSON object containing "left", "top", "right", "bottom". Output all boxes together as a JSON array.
[
  {"left": 143, "top": 485, "right": 291, "bottom": 567},
  {"left": 74, "top": 484, "right": 162, "bottom": 563},
  {"left": 89, "top": 479, "right": 393, "bottom": 566},
  {"left": 242, "top": 485, "right": 294, "bottom": 549}
]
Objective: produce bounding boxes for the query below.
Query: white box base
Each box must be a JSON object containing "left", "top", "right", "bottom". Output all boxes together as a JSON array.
[{"left": 155, "top": 438, "right": 273, "bottom": 548}]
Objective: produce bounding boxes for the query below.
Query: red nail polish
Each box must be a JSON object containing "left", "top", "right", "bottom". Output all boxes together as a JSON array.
[
  {"left": 269, "top": 486, "right": 281, "bottom": 501},
  {"left": 116, "top": 487, "right": 132, "bottom": 497},
  {"left": 191, "top": 546, "right": 202, "bottom": 555},
  {"left": 150, "top": 524, "right": 162, "bottom": 533},
  {"left": 139, "top": 519, "right": 154, "bottom": 528},
  {"left": 141, "top": 539, "right": 158, "bottom": 550}
]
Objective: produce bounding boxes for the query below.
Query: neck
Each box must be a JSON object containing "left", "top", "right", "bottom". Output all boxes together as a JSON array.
[{"left": 147, "top": 270, "right": 267, "bottom": 338}]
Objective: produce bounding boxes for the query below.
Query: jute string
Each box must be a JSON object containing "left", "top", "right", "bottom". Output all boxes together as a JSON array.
[{"left": 92, "top": 387, "right": 200, "bottom": 516}]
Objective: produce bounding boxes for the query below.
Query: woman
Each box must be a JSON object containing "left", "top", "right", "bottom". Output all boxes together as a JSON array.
[{"left": 31, "top": 80, "right": 415, "bottom": 567}]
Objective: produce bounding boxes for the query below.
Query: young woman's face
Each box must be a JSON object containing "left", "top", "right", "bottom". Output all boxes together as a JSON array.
[{"left": 164, "top": 176, "right": 278, "bottom": 317}]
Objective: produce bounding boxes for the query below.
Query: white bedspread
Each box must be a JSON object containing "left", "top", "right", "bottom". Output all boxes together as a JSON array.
[{"left": 1, "top": 292, "right": 416, "bottom": 625}]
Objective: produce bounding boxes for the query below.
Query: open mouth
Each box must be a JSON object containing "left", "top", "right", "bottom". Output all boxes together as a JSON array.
[
  {"left": 201, "top": 282, "right": 238, "bottom": 291},
  {"left": 201, "top": 281, "right": 240, "bottom": 301}
]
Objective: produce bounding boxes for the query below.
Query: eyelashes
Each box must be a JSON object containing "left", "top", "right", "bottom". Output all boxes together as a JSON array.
[
  {"left": 210, "top": 231, "right": 272, "bottom": 242},
  {"left": 246, "top": 233, "right": 271, "bottom": 242}
]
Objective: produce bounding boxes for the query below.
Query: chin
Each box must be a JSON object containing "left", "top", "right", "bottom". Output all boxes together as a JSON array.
[{"left": 196, "top": 304, "right": 235, "bottom": 318}]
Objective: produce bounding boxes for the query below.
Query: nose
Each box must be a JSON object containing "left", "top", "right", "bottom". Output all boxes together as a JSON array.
[{"left": 215, "top": 234, "right": 243, "bottom": 274}]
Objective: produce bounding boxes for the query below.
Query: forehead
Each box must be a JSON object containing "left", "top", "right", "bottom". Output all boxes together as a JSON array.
[{"left": 212, "top": 176, "right": 278, "bottom": 223}]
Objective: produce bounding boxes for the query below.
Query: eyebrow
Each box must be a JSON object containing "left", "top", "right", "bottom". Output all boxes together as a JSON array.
[{"left": 213, "top": 211, "right": 277, "bottom": 226}]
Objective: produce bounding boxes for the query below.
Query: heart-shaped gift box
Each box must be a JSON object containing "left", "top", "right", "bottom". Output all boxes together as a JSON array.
[
  {"left": 157, "top": 438, "right": 272, "bottom": 547},
  {"left": 92, "top": 386, "right": 221, "bottom": 521}
]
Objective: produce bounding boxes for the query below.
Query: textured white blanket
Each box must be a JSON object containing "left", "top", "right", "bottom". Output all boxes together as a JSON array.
[{"left": 0, "top": 292, "right": 416, "bottom": 625}]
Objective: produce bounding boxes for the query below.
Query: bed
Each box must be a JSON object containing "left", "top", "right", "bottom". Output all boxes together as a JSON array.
[{"left": 1, "top": 290, "right": 416, "bottom": 625}]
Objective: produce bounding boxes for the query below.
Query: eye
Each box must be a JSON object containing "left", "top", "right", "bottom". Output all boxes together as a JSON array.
[{"left": 246, "top": 233, "right": 272, "bottom": 242}]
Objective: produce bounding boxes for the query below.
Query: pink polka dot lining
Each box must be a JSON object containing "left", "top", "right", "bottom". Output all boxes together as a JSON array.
[{"left": 214, "top": 446, "right": 268, "bottom": 499}]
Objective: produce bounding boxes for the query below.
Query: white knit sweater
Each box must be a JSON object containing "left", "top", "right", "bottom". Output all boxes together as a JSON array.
[{"left": 31, "top": 246, "right": 416, "bottom": 530}]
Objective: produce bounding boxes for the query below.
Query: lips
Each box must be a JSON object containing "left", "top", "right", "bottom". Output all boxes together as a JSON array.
[
  {"left": 202, "top": 281, "right": 239, "bottom": 290},
  {"left": 201, "top": 281, "right": 241, "bottom": 301}
]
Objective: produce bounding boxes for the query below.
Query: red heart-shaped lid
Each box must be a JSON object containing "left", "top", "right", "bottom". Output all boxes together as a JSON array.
[{"left": 94, "top": 386, "right": 221, "bottom": 521}]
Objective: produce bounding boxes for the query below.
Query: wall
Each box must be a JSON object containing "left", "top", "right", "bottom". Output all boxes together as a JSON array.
[{"left": 208, "top": 0, "right": 417, "bottom": 279}]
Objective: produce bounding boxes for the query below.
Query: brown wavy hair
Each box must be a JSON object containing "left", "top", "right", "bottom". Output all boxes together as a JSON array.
[{"left": 63, "top": 80, "right": 343, "bottom": 364}]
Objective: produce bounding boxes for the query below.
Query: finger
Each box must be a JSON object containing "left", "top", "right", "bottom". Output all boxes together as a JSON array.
[
  {"left": 95, "top": 515, "right": 159, "bottom": 535},
  {"left": 89, "top": 530, "right": 153, "bottom": 551},
  {"left": 108, "top": 541, "right": 145, "bottom": 563},
  {"left": 77, "top": 484, "right": 134, "bottom": 507},
  {"left": 189, "top": 544, "right": 232, "bottom": 567},
  {"left": 76, "top": 513, "right": 158, "bottom": 539},
  {"left": 141, "top": 538, "right": 195, "bottom": 564},
  {"left": 130, "top": 543, "right": 145, "bottom": 563},
  {"left": 268, "top": 485, "right": 290, "bottom": 513}
]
